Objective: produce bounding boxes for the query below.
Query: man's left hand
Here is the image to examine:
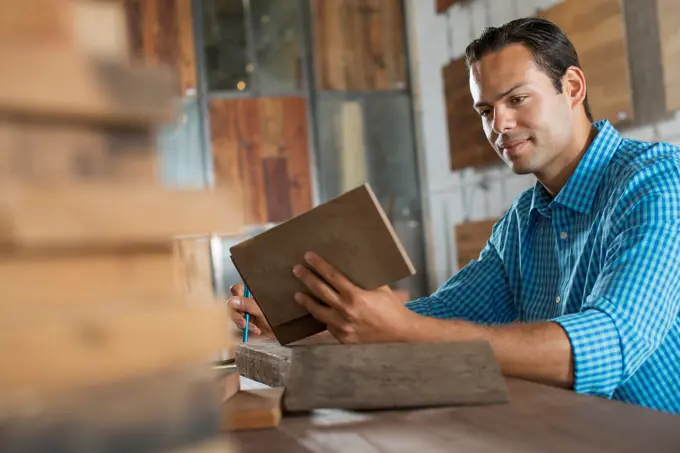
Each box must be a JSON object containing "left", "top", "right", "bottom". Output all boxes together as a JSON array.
[{"left": 292, "top": 251, "right": 417, "bottom": 344}]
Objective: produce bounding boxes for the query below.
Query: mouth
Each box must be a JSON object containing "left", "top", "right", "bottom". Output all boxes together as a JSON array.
[{"left": 498, "top": 139, "right": 529, "bottom": 158}]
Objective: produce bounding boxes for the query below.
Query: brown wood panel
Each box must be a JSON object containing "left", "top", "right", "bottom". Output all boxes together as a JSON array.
[
  {"left": 210, "top": 97, "right": 312, "bottom": 225},
  {"left": 443, "top": 56, "right": 496, "bottom": 170},
  {"left": 539, "top": 0, "right": 633, "bottom": 125},
  {"left": 657, "top": 0, "right": 680, "bottom": 111},
  {"left": 312, "top": 0, "right": 406, "bottom": 91},
  {"left": 123, "top": 0, "right": 197, "bottom": 96},
  {"left": 455, "top": 218, "right": 498, "bottom": 268},
  {"left": 436, "top": 0, "right": 459, "bottom": 14}
]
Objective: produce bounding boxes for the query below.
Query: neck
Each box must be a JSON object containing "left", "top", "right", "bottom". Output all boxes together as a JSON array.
[{"left": 535, "top": 117, "right": 597, "bottom": 196}]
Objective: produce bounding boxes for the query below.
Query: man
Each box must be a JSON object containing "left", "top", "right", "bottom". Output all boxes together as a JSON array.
[{"left": 228, "top": 18, "right": 680, "bottom": 414}]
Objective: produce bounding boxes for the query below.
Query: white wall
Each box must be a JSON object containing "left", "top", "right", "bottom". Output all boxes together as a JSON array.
[{"left": 404, "top": 0, "right": 680, "bottom": 293}]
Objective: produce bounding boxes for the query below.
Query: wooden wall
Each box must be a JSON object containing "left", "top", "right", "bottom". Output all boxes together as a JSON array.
[
  {"left": 658, "top": 0, "right": 680, "bottom": 112},
  {"left": 209, "top": 97, "right": 313, "bottom": 225},
  {"left": 312, "top": 0, "right": 407, "bottom": 91},
  {"left": 122, "top": 0, "right": 197, "bottom": 96},
  {"left": 455, "top": 218, "right": 497, "bottom": 269}
]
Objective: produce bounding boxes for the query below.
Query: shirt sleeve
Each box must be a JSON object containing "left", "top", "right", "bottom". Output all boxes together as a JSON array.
[
  {"left": 553, "top": 180, "right": 680, "bottom": 397},
  {"left": 405, "top": 215, "right": 517, "bottom": 325}
]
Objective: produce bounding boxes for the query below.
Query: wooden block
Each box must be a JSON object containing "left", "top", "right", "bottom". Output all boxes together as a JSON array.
[
  {"left": 235, "top": 332, "right": 338, "bottom": 388},
  {"left": 436, "top": 0, "right": 459, "bottom": 14},
  {"left": 0, "top": 303, "right": 231, "bottom": 394},
  {"left": 216, "top": 370, "right": 241, "bottom": 404},
  {"left": 0, "top": 249, "right": 181, "bottom": 312},
  {"left": 221, "top": 388, "right": 284, "bottom": 431},
  {"left": 454, "top": 218, "right": 497, "bottom": 269},
  {"left": 657, "top": 0, "right": 680, "bottom": 111},
  {"left": 229, "top": 184, "right": 416, "bottom": 346},
  {"left": 173, "top": 235, "right": 215, "bottom": 304},
  {"left": 283, "top": 342, "right": 509, "bottom": 412},
  {"left": 0, "top": 45, "right": 176, "bottom": 126},
  {"left": 0, "top": 366, "right": 222, "bottom": 453},
  {"left": 0, "top": 119, "right": 156, "bottom": 183},
  {"left": 539, "top": 0, "right": 634, "bottom": 125},
  {"left": 0, "top": 182, "right": 243, "bottom": 250},
  {"left": 73, "top": 0, "right": 130, "bottom": 62},
  {"left": 0, "top": 0, "right": 74, "bottom": 47},
  {"left": 443, "top": 56, "right": 496, "bottom": 171}
]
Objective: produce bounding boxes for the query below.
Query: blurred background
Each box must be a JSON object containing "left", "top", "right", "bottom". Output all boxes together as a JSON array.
[{"left": 141, "top": 0, "right": 680, "bottom": 300}]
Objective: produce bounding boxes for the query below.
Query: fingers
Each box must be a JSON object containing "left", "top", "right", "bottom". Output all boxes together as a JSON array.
[
  {"left": 294, "top": 292, "right": 339, "bottom": 327},
  {"left": 303, "top": 252, "right": 355, "bottom": 296},
  {"left": 228, "top": 300, "right": 262, "bottom": 336},
  {"left": 229, "top": 283, "right": 244, "bottom": 297},
  {"left": 293, "top": 264, "right": 344, "bottom": 310},
  {"left": 227, "top": 295, "right": 263, "bottom": 318}
]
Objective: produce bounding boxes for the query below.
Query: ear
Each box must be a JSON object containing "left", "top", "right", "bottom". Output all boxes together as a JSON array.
[{"left": 563, "top": 66, "right": 587, "bottom": 111}]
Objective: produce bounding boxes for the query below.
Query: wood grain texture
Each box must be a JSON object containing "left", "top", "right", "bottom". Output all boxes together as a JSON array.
[
  {"left": 0, "top": 249, "right": 177, "bottom": 312},
  {"left": 173, "top": 235, "right": 215, "bottom": 304},
  {"left": 0, "top": 183, "right": 243, "bottom": 249},
  {"left": 0, "top": 119, "right": 156, "bottom": 183},
  {"left": 234, "top": 377, "right": 680, "bottom": 453},
  {"left": 312, "top": 0, "right": 406, "bottom": 91},
  {"left": 283, "top": 341, "right": 508, "bottom": 412},
  {"left": 539, "top": 0, "right": 634, "bottom": 124},
  {"left": 209, "top": 97, "right": 312, "bottom": 225},
  {"left": 0, "top": 366, "right": 221, "bottom": 453},
  {"left": 443, "top": 57, "right": 495, "bottom": 170},
  {"left": 221, "top": 388, "right": 284, "bottom": 431},
  {"left": 0, "top": 45, "right": 176, "bottom": 126},
  {"left": 657, "top": 0, "right": 680, "bottom": 111},
  {"left": 229, "top": 184, "right": 415, "bottom": 345},
  {"left": 455, "top": 218, "right": 497, "bottom": 268},
  {"left": 0, "top": 303, "right": 230, "bottom": 394},
  {"left": 123, "top": 0, "right": 196, "bottom": 96}
]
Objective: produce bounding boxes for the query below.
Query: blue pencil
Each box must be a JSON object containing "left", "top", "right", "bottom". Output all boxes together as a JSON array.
[{"left": 243, "top": 285, "right": 251, "bottom": 342}]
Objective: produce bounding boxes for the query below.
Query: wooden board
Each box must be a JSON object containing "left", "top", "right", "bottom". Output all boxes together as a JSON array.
[
  {"left": 221, "top": 388, "right": 284, "bottom": 431},
  {"left": 0, "top": 45, "right": 176, "bottom": 126},
  {"left": 283, "top": 341, "right": 508, "bottom": 412},
  {"left": 312, "top": 0, "right": 407, "bottom": 91},
  {"left": 0, "top": 182, "right": 243, "bottom": 249},
  {"left": 229, "top": 184, "right": 416, "bottom": 345},
  {"left": 166, "top": 438, "right": 238, "bottom": 453},
  {"left": 442, "top": 56, "right": 495, "bottom": 170},
  {"left": 0, "top": 366, "right": 222, "bottom": 453},
  {"left": 455, "top": 218, "right": 497, "bottom": 269},
  {"left": 123, "top": 0, "right": 197, "bottom": 96},
  {"left": 73, "top": 0, "right": 130, "bottom": 62},
  {"left": 0, "top": 249, "right": 179, "bottom": 311},
  {"left": 209, "top": 97, "right": 312, "bottom": 225},
  {"left": 539, "top": 0, "right": 634, "bottom": 125},
  {"left": 0, "top": 118, "right": 156, "bottom": 183},
  {"left": 173, "top": 235, "right": 215, "bottom": 304},
  {"left": 657, "top": 0, "right": 680, "bottom": 111},
  {"left": 233, "top": 377, "right": 680, "bottom": 453},
  {"left": 0, "top": 0, "right": 74, "bottom": 47},
  {"left": 0, "top": 303, "right": 231, "bottom": 394},
  {"left": 436, "top": 0, "right": 459, "bottom": 14}
]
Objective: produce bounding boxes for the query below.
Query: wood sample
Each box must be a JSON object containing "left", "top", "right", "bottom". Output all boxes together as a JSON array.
[
  {"left": 283, "top": 341, "right": 508, "bottom": 412},
  {"left": 0, "top": 366, "right": 222, "bottom": 453},
  {"left": 216, "top": 370, "right": 241, "bottom": 404},
  {"left": 0, "top": 249, "right": 178, "bottom": 311},
  {"left": 443, "top": 56, "right": 495, "bottom": 171},
  {"left": 455, "top": 218, "right": 497, "bottom": 269},
  {"left": 0, "top": 118, "right": 156, "bottom": 183},
  {"left": 230, "top": 184, "right": 416, "bottom": 345},
  {"left": 221, "top": 388, "right": 284, "bottom": 431},
  {"left": 0, "top": 183, "right": 242, "bottom": 249},
  {"left": 0, "top": 303, "right": 230, "bottom": 394},
  {"left": 312, "top": 0, "right": 407, "bottom": 91},
  {"left": 209, "top": 97, "right": 312, "bottom": 225},
  {"left": 0, "top": 45, "right": 177, "bottom": 126},
  {"left": 657, "top": 0, "right": 680, "bottom": 112},
  {"left": 436, "top": 0, "right": 459, "bottom": 14},
  {"left": 539, "top": 0, "right": 634, "bottom": 125},
  {"left": 173, "top": 235, "right": 215, "bottom": 304},
  {"left": 122, "top": 0, "right": 197, "bottom": 96}
]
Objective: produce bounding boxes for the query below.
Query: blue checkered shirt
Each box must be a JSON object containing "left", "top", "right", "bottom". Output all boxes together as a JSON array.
[{"left": 407, "top": 120, "right": 680, "bottom": 414}]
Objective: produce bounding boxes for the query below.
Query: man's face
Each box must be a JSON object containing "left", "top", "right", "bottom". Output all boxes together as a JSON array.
[{"left": 469, "top": 44, "right": 573, "bottom": 175}]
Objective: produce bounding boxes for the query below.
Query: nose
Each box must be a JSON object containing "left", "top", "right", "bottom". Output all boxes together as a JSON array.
[{"left": 491, "top": 105, "right": 516, "bottom": 135}]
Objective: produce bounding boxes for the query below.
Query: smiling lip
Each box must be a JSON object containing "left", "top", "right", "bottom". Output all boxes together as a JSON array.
[{"left": 499, "top": 139, "right": 529, "bottom": 158}]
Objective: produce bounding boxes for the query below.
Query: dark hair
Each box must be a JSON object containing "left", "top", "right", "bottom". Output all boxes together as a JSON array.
[{"left": 464, "top": 17, "right": 593, "bottom": 123}]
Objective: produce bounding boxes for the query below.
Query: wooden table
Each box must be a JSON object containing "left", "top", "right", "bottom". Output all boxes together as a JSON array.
[{"left": 235, "top": 377, "right": 680, "bottom": 452}]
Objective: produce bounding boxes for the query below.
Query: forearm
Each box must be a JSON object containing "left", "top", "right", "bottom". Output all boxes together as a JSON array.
[{"left": 404, "top": 315, "right": 574, "bottom": 388}]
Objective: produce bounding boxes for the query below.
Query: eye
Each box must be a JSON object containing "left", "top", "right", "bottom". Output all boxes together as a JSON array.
[
  {"left": 511, "top": 95, "right": 527, "bottom": 106},
  {"left": 478, "top": 108, "right": 492, "bottom": 118}
]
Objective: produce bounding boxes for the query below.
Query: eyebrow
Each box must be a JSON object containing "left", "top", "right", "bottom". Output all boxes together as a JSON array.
[{"left": 474, "top": 83, "right": 528, "bottom": 109}]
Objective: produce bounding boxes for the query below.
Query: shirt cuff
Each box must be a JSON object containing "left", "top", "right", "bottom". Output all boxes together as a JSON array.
[
  {"left": 404, "top": 297, "right": 433, "bottom": 316},
  {"left": 552, "top": 308, "right": 624, "bottom": 397}
]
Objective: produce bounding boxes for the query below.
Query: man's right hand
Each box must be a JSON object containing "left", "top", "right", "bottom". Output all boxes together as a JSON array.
[{"left": 227, "top": 284, "right": 275, "bottom": 339}]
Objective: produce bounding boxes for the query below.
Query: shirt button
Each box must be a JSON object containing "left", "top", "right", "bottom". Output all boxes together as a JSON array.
[
  {"left": 560, "top": 231, "right": 568, "bottom": 240},
  {"left": 555, "top": 296, "right": 561, "bottom": 304}
]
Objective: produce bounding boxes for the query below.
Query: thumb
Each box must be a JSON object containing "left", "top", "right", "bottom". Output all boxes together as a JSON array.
[{"left": 227, "top": 296, "right": 263, "bottom": 317}]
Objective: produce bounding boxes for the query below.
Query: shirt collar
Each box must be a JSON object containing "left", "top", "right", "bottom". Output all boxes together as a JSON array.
[{"left": 530, "top": 120, "right": 622, "bottom": 216}]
